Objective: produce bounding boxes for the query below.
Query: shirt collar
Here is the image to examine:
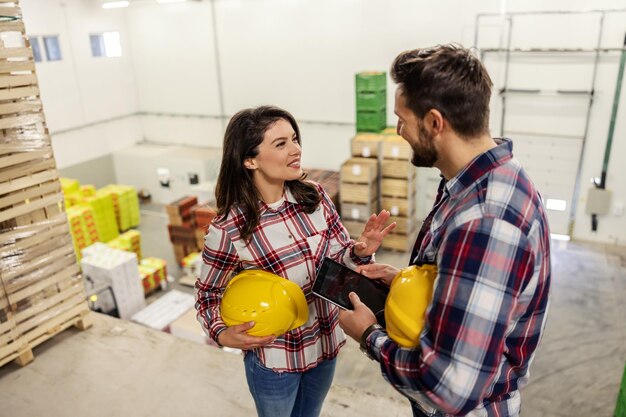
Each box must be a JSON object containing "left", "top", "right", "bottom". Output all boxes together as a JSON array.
[
  {"left": 258, "top": 186, "right": 298, "bottom": 214},
  {"left": 445, "top": 137, "right": 513, "bottom": 198}
]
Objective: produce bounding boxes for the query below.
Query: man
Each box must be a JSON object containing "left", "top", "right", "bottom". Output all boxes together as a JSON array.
[{"left": 338, "top": 44, "right": 551, "bottom": 417}]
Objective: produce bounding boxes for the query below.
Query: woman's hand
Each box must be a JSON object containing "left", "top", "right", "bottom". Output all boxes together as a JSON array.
[
  {"left": 356, "top": 263, "right": 400, "bottom": 286},
  {"left": 217, "top": 321, "right": 276, "bottom": 349},
  {"left": 353, "top": 210, "right": 396, "bottom": 258}
]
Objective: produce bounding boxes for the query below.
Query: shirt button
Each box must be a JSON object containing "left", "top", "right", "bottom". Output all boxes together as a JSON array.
[{"left": 288, "top": 235, "right": 293, "bottom": 239}]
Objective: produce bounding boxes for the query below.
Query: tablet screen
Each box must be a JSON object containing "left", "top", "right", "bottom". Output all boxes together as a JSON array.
[{"left": 312, "top": 257, "right": 388, "bottom": 326}]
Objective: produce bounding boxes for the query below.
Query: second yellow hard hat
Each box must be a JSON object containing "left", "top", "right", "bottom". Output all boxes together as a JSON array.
[{"left": 384, "top": 264, "right": 437, "bottom": 348}]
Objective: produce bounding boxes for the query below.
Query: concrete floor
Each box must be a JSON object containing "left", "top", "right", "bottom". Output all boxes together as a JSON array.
[{"left": 0, "top": 207, "right": 625, "bottom": 416}]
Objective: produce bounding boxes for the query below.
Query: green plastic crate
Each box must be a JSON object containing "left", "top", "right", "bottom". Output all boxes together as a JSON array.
[
  {"left": 356, "top": 91, "right": 386, "bottom": 111},
  {"left": 355, "top": 71, "right": 386, "bottom": 93},
  {"left": 616, "top": 362, "right": 626, "bottom": 417},
  {"left": 357, "top": 109, "right": 386, "bottom": 132}
]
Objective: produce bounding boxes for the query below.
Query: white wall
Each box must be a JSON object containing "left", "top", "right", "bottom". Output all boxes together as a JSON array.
[
  {"left": 22, "top": 0, "right": 142, "bottom": 168},
  {"left": 22, "top": 0, "right": 626, "bottom": 245}
]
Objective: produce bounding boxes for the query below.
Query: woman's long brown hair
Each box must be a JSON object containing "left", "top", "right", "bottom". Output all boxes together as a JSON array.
[{"left": 215, "top": 106, "right": 321, "bottom": 242}]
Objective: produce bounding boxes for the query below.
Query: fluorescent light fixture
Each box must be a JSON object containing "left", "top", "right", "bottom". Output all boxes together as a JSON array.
[
  {"left": 102, "top": 1, "right": 129, "bottom": 9},
  {"left": 156, "top": 0, "right": 187, "bottom": 3},
  {"left": 545, "top": 198, "right": 567, "bottom": 211},
  {"left": 551, "top": 233, "right": 571, "bottom": 242}
]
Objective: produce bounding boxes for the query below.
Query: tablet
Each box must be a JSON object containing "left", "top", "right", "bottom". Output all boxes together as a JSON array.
[{"left": 312, "top": 257, "right": 389, "bottom": 326}]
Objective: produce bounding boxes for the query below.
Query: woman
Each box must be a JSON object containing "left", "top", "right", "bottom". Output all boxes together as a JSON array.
[{"left": 195, "top": 105, "right": 395, "bottom": 417}]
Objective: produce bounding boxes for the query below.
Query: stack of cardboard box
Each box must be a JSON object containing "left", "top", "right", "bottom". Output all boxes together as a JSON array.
[{"left": 380, "top": 134, "right": 418, "bottom": 251}]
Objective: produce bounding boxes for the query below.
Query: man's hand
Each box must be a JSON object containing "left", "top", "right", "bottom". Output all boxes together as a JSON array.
[
  {"left": 338, "top": 292, "right": 377, "bottom": 342},
  {"left": 356, "top": 263, "right": 400, "bottom": 286}
]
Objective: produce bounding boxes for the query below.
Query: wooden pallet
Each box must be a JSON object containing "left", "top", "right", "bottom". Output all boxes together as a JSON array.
[
  {"left": 340, "top": 198, "right": 379, "bottom": 222},
  {"left": 0, "top": 2, "right": 93, "bottom": 368},
  {"left": 340, "top": 181, "right": 378, "bottom": 204},
  {"left": 381, "top": 229, "right": 418, "bottom": 252},
  {"left": 381, "top": 159, "right": 417, "bottom": 179},
  {"left": 381, "top": 177, "right": 416, "bottom": 198},
  {"left": 381, "top": 194, "right": 416, "bottom": 217}
]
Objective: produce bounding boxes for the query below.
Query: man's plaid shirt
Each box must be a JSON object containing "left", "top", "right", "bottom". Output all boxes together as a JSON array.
[{"left": 365, "top": 139, "right": 551, "bottom": 416}]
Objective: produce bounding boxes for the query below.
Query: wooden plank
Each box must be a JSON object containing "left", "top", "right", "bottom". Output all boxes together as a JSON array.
[
  {"left": 0, "top": 142, "right": 52, "bottom": 156},
  {"left": 0, "top": 192, "right": 62, "bottom": 223},
  {"left": 0, "top": 61, "right": 34, "bottom": 74},
  {"left": 8, "top": 263, "right": 80, "bottom": 306},
  {"left": 0, "top": 7, "right": 20, "bottom": 17},
  {"left": 0, "top": 161, "right": 57, "bottom": 189},
  {"left": 0, "top": 316, "right": 15, "bottom": 336},
  {"left": 1, "top": 238, "right": 74, "bottom": 286},
  {"left": 0, "top": 85, "right": 38, "bottom": 101},
  {"left": 0, "top": 149, "right": 50, "bottom": 170},
  {"left": 0, "top": 222, "right": 67, "bottom": 256},
  {"left": 381, "top": 178, "right": 415, "bottom": 198},
  {"left": 0, "top": 240, "right": 74, "bottom": 284},
  {"left": 0, "top": 343, "right": 21, "bottom": 368},
  {"left": 0, "top": 47, "right": 30, "bottom": 59},
  {"left": 0, "top": 180, "right": 60, "bottom": 211},
  {"left": 0, "top": 331, "right": 15, "bottom": 347},
  {"left": 15, "top": 286, "right": 85, "bottom": 332},
  {"left": 0, "top": 21, "right": 25, "bottom": 34},
  {"left": 0, "top": 99, "right": 42, "bottom": 115},
  {"left": 0, "top": 211, "right": 66, "bottom": 245},
  {"left": 0, "top": 74, "right": 36, "bottom": 89},
  {"left": 0, "top": 112, "right": 43, "bottom": 129},
  {"left": 22, "top": 303, "right": 89, "bottom": 346}
]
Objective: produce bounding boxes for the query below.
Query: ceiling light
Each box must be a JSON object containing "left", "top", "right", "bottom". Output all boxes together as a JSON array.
[
  {"left": 156, "top": 0, "right": 187, "bottom": 3},
  {"left": 102, "top": 1, "right": 130, "bottom": 8}
]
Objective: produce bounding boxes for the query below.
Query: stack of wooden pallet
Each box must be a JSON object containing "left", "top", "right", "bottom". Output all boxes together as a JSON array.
[
  {"left": 339, "top": 133, "right": 384, "bottom": 238},
  {"left": 380, "top": 134, "right": 418, "bottom": 251},
  {"left": 0, "top": 2, "right": 91, "bottom": 368}
]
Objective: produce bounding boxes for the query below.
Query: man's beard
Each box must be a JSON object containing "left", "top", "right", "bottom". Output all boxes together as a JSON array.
[{"left": 410, "top": 124, "right": 438, "bottom": 167}]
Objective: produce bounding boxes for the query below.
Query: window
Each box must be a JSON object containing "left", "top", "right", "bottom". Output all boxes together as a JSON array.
[
  {"left": 546, "top": 198, "right": 567, "bottom": 211},
  {"left": 43, "top": 35, "right": 62, "bottom": 61},
  {"left": 30, "top": 37, "right": 43, "bottom": 62},
  {"left": 90, "top": 32, "right": 122, "bottom": 58}
]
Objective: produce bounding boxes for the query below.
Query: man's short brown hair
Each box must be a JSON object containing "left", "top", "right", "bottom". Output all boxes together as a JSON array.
[{"left": 391, "top": 44, "right": 493, "bottom": 138}]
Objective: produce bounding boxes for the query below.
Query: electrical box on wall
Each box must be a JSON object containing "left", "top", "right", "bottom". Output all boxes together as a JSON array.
[{"left": 585, "top": 188, "right": 612, "bottom": 215}]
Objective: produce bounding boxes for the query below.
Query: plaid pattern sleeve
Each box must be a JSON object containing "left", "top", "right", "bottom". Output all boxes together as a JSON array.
[
  {"left": 195, "top": 221, "right": 240, "bottom": 343},
  {"left": 369, "top": 218, "right": 535, "bottom": 415}
]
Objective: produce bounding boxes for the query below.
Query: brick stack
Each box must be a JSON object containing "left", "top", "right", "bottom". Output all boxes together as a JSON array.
[
  {"left": 191, "top": 204, "right": 217, "bottom": 250},
  {"left": 165, "top": 196, "right": 198, "bottom": 265},
  {"left": 380, "top": 133, "right": 418, "bottom": 251},
  {"left": 0, "top": 1, "right": 91, "bottom": 368},
  {"left": 306, "top": 169, "right": 341, "bottom": 209},
  {"left": 355, "top": 72, "right": 387, "bottom": 132}
]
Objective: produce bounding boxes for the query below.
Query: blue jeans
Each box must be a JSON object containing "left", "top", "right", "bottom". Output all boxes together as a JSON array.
[{"left": 244, "top": 351, "right": 336, "bottom": 417}]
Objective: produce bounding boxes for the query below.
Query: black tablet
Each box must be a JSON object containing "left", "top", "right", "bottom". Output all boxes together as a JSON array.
[{"left": 312, "top": 257, "right": 389, "bottom": 326}]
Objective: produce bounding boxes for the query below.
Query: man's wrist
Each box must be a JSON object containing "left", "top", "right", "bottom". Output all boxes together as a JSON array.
[{"left": 359, "top": 323, "right": 382, "bottom": 356}]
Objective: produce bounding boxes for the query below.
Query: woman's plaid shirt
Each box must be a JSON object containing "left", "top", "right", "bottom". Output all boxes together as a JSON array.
[{"left": 196, "top": 183, "right": 370, "bottom": 371}]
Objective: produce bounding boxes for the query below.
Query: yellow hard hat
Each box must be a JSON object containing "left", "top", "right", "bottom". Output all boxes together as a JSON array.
[
  {"left": 220, "top": 269, "right": 308, "bottom": 337},
  {"left": 384, "top": 264, "right": 437, "bottom": 348}
]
